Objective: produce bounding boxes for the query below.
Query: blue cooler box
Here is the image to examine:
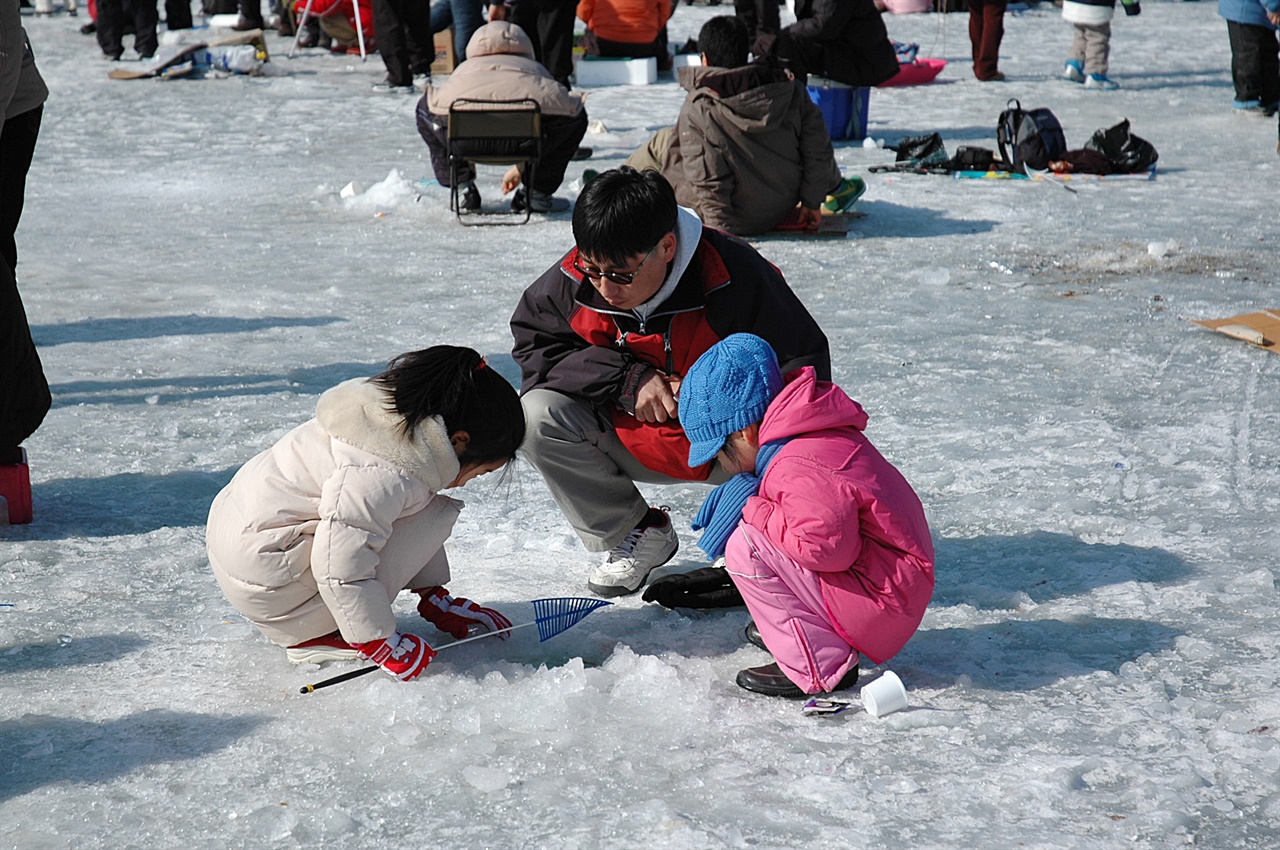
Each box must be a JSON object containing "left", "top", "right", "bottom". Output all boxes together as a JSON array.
[{"left": 805, "top": 78, "right": 870, "bottom": 141}]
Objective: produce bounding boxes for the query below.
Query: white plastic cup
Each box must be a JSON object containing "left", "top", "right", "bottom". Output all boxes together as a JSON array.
[{"left": 861, "top": 670, "right": 908, "bottom": 718}]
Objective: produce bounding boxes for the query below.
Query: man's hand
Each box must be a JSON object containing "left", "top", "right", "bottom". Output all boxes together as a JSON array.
[
  {"left": 488, "top": 2, "right": 508, "bottom": 20},
  {"left": 501, "top": 165, "right": 521, "bottom": 195},
  {"left": 633, "top": 368, "right": 679, "bottom": 423}
]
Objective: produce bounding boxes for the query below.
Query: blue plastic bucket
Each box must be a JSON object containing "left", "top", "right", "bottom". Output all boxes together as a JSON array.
[{"left": 805, "top": 78, "right": 870, "bottom": 141}]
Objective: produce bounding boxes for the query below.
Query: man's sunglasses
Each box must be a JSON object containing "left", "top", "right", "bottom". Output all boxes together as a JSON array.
[{"left": 573, "top": 243, "right": 659, "bottom": 286}]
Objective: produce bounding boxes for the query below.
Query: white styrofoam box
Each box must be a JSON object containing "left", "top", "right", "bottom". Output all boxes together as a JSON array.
[
  {"left": 573, "top": 56, "right": 657, "bottom": 87},
  {"left": 671, "top": 53, "right": 701, "bottom": 69}
]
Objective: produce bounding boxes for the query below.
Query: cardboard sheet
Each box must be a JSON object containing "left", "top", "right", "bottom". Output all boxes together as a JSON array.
[{"left": 1193, "top": 309, "right": 1280, "bottom": 354}]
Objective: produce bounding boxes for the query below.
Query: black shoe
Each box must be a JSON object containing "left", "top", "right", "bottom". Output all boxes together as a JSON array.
[
  {"left": 735, "top": 662, "right": 859, "bottom": 699},
  {"left": 451, "top": 182, "right": 481, "bottom": 213},
  {"left": 231, "top": 17, "right": 265, "bottom": 31},
  {"left": 512, "top": 187, "right": 570, "bottom": 214},
  {"left": 741, "top": 620, "right": 766, "bottom": 651},
  {"left": 571, "top": 146, "right": 593, "bottom": 161}
]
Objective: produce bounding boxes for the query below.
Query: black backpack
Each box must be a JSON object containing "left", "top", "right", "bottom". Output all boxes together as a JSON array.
[{"left": 997, "top": 99, "right": 1067, "bottom": 170}]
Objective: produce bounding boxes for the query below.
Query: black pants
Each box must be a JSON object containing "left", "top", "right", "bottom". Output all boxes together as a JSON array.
[
  {"left": 416, "top": 99, "right": 588, "bottom": 195},
  {"left": 238, "top": 0, "right": 264, "bottom": 26},
  {"left": 166, "top": 0, "right": 193, "bottom": 28},
  {"left": 733, "top": 0, "right": 779, "bottom": 43},
  {"left": 507, "top": 0, "right": 577, "bottom": 88},
  {"left": 97, "top": 0, "right": 159, "bottom": 58},
  {"left": 0, "top": 256, "right": 51, "bottom": 456},
  {"left": 373, "top": 0, "right": 433, "bottom": 85},
  {"left": 0, "top": 105, "right": 41, "bottom": 274},
  {"left": 1226, "top": 20, "right": 1280, "bottom": 107}
]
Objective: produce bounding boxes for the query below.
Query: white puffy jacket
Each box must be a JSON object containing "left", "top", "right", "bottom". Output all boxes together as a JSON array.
[{"left": 206, "top": 379, "right": 462, "bottom": 647}]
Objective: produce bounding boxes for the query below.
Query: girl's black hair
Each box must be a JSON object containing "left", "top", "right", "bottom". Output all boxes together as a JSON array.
[{"left": 371, "top": 346, "right": 525, "bottom": 466}]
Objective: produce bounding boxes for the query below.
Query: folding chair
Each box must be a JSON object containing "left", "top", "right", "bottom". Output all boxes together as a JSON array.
[{"left": 447, "top": 98, "right": 543, "bottom": 225}]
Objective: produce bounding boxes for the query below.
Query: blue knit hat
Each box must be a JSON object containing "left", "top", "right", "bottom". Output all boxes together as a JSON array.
[{"left": 682, "top": 334, "right": 783, "bottom": 467}]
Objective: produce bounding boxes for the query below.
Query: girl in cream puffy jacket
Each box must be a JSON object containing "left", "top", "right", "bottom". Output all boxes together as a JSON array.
[{"left": 206, "top": 346, "right": 524, "bottom": 679}]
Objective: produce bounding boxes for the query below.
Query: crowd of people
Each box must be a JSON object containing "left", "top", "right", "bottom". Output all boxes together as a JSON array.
[{"left": 4, "top": 0, "right": 1278, "bottom": 701}]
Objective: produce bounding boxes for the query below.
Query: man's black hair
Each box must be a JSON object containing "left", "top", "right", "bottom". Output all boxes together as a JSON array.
[
  {"left": 571, "top": 166, "right": 678, "bottom": 267},
  {"left": 698, "top": 15, "right": 749, "bottom": 70}
]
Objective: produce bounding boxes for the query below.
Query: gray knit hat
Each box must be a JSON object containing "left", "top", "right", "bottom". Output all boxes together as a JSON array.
[{"left": 682, "top": 334, "right": 783, "bottom": 467}]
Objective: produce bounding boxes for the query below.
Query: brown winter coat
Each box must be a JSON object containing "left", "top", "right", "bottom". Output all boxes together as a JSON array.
[{"left": 660, "top": 64, "right": 841, "bottom": 236}]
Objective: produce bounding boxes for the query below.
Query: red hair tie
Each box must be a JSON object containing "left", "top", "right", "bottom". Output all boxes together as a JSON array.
[{"left": 475, "top": 357, "right": 488, "bottom": 371}]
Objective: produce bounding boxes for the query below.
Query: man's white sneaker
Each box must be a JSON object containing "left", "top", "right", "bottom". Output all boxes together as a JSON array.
[{"left": 587, "top": 508, "right": 678, "bottom": 597}]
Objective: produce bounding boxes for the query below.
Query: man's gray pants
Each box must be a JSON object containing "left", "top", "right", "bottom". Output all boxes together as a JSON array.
[{"left": 520, "top": 388, "right": 731, "bottom": 552}]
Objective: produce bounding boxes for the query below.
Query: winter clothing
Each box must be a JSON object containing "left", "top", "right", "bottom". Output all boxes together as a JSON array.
[
  {"left": 206, "top": 378, "right": 464, "bottom": 648},
  {"left": 499, "top": 0, "right": 579, "bottom": 88},
  {"left": 763, "top": 0, "right": 899, "bottom": 87},
  {"left": 691, "top": 438, "right": 786, "bottom": 558},
  {"left": 626, "top": 63, "right": 841, "bottom": 236},
  {"left": 1062, "top": 0, "right": 1139, "bottom": 77},
  {"left": 968, "top": 0, "right": 1006, "bottom": 81},
  {"left": 722, "top": 366, "right": 935, "bottom": 692},
  {"left": 430, "top": 0, "right": 487, "bottom": 61},
  {"left": 374, "top": 0, "right": 432, "bottom": 86},
  {"left": 1219, "top": 0, "right": 1280, "bottom": 109},
  {"left": 1220, "top": 0, "right": 1280, "bottom": 28},
  {"left": 2, "top": 0, "right": 48, "bottom": 272},
  {"left": 417, "top": 21, "right": 587, "bottom": 194},
  {"left": 576, "top": 0, "right": 668, "bottom": 47},
  {"left": 0, "top": 259, "right": 49, "bottom": 455},
  {"left": 681, "top": 332, "right": 783, "bottom": 467},
  {"left": 0, "top": 5, "right": 49, "bottom": 457},
  {"left": 96, "top": 0, "right": 159, "bottom": 59},
  {"left": 511, "top": 207, "right": 829, "bottom": 551}
]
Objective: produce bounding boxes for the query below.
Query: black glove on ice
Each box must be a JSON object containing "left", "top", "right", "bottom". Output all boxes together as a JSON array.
[
  {"left": 642, "top": 567, "right": 744, "bottom": 609},
  {"left": 1123, "top": 1, "right": 1141, "bottom": 15}
]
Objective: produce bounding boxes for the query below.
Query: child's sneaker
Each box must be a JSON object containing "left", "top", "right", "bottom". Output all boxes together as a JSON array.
[
  {"left": 822, "top": 176, "right": 866, "bottom": 213},
  {"left": 1062, "top": 59, "right": 1085, "bottom": 83},
  {"left": 1084, "top": 73, "right": 1119, "bottom": 91},
  {"left": 587, "top": 507, "right": 678, "bottom": 597},
  {"left": 287, "top": 631, "right": 360, "bottom": 664}
]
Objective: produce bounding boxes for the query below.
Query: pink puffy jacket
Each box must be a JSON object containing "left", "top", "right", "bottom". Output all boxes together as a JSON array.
[{"left": 741, "top": 367, "right": 935, "bottom": 664}]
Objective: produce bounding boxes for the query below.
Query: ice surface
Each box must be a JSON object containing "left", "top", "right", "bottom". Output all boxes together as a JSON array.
[{"left": 2, "top": 3, "right": 1279, "bottom": 849}]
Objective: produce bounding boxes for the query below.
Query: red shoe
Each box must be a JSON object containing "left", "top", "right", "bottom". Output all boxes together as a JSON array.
[{"left": 286, "top": 631, "right": 359, "bottom": 664}]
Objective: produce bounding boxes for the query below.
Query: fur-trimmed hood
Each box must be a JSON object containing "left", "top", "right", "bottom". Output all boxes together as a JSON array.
[{"left": 315, "top": 378, "right": 460, "bottom": 491}]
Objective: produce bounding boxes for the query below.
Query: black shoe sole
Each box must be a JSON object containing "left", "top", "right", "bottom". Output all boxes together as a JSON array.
[{"left": 735, "top": 665, "right": 859, "bottom": 699}]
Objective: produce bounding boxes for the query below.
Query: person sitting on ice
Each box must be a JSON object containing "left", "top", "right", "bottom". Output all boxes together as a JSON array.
[
  {"left": 677, "top": 334, "right": 935, "bottom": 698},
  {"left": 576, "top": 0, "right": 673, "bottom": 71},
  {"left": 415, "top": 21, "right": 588, "bottom": 214},
  {"left": 623, "top": 15, "right": 861, "bottom": 236}
]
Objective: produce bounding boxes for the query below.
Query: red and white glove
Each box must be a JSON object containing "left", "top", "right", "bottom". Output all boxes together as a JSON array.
[
  {"left": 353, "top": 632, "right": 436, "bottom": 681},
  {"left": 414, "top": 586, "right": 513, "bottom": 640}
]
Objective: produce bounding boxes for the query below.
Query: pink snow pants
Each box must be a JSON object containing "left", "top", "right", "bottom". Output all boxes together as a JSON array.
[{"left": 725, "top": 524, "right": 858, "bottom": 694}]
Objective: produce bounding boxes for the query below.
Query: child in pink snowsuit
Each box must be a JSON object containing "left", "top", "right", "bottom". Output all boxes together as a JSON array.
[{"left": 681, "top": 334, "right": 935, "bottom": 697}]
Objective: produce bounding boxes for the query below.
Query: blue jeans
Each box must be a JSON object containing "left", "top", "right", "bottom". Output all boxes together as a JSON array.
[{"left": 430, "top": 0, "right": 485, "bottom": 61}]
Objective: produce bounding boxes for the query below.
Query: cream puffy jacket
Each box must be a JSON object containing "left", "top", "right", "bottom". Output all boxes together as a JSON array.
[{"left": 206, "top": 379, "right": 461, "bottom": 646}]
